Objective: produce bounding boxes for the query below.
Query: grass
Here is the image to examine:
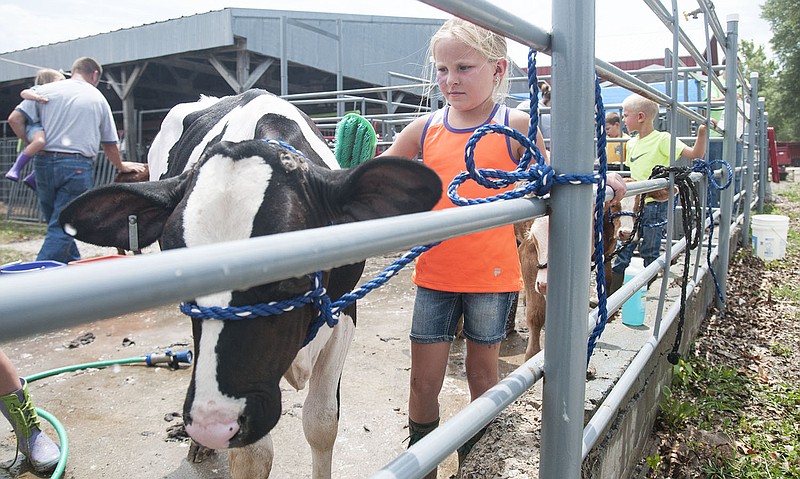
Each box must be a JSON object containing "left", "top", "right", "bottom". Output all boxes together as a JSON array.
[
  {"left": 660, "top": 357, "right": 800, "bottom": 478},
  {"left": 715, "top": 382, "right": 800, "bottom": 477},
  {"left": 0, "top": 219, "right": 46, "bottom": 243},
  {"left": 655, "top": 182, "right": 800, "bottom": 478},
  {"left": 770, "top": 342, "right": 794, "bottom": 358},
  {"left": 779, "top": 183, "right": 800, "bottom": 205},
  {"left": 0, "top": 219, "right": 45, "bottom": 265},
  {"left": 772, "top": 283, "right": 800, "bottom": 303},
  {"left": 660, "top": 359, "right": 748, "bottom": 432}
]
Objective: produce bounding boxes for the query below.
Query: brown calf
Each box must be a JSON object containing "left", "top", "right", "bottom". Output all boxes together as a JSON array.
[{"left": 515, "top": 201, "right": 622, "bottom": 360}]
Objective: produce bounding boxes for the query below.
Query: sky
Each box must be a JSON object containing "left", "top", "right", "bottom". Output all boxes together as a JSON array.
[{"left": 0, "top": 0, "right": 774, "bottom": 67}]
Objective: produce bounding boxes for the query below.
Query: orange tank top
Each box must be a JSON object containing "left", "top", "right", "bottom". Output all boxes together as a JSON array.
[{"left": 412, "top": 104, "right": 523, "bottom": 293}]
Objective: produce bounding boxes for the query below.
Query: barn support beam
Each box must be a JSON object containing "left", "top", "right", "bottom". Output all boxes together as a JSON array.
[
  {"left": 280, "top": 16, "right": 288, "bottom": 96},
  {"left": 206, "top": 38, "right": 274, "bottom": 94},
  {"left": 208, "top": 54, "right": 240, "bottom": 93},
  {"left": 105, "top": 62, "right": 148, "bottom": 162}
]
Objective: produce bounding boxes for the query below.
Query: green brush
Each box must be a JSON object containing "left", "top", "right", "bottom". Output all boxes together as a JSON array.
[{"left": 334, "top": 113, "right": 377, "bottom": 169}]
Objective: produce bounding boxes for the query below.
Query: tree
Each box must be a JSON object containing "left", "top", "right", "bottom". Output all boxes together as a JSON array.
[
  {"left": 761, "top": 0, "right": 800, "bottom": 141},
  {"left": 738, "top": 40, "right": 777, "bottom": 132},
  {"left": 738, "top": 40, "right": 776, "bottom": 97}
]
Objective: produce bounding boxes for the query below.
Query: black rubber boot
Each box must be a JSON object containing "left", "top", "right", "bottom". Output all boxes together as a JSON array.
[
  {"left": 608, "top": 270, "right": 625, "bottom": 296},
  {"left": 457, "top": 426, "right": 487, "bottom": 468},
  {"left": 408, "top": 418, "right": 439, "bottom": 479}
]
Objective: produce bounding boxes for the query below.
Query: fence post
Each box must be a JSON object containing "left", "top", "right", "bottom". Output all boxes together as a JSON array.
[
  {"left": 715, "top": 14, "right": 738, "bottom": 311},
  {"left": 539, "top": 0, "right": 595, "bottom": 477},
  {"left": 757, "top": 98, "right": 766, "bottom": 212},
  {"left": 742, "top": 72, "right": 759, "bottom": 245}
]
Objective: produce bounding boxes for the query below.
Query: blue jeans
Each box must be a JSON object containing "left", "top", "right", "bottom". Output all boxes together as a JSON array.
[
  {"left": 612, "top": 200, "right": 668, "bottom": 272},
  {"left": 410, "top": 286, "right": 515, "bottom": 345},
  {"left": 34, "top": 154, "right": 94, "bottom": 263}
]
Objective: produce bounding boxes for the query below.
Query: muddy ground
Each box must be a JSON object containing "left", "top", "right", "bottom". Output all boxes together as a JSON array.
[{"left": 0, "top": 241, "right": 531, "bottom": 479}]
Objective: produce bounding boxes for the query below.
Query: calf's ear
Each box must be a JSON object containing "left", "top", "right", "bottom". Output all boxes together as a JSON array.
[
  {"left": 59, "top": 175, "right": 188, "bottom": 249},
  {"left": 335, "top": 157, "right": 442, "bottom": 222}
]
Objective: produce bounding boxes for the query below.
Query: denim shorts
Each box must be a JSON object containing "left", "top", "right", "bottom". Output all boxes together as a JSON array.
[
  {"left": 25, "top": 123, "right": 44, "bottom": 141},
  {"left": 410, "top": 286, "right": 515, "bottom": 345}
]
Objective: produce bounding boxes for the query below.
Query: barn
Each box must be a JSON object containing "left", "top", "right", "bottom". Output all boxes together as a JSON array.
[
  {"left": 0, "top": 8, "right": 448, "bottom": 160},
  {"left": 0, "top": 8, "right": 534, "bottom": 221}
]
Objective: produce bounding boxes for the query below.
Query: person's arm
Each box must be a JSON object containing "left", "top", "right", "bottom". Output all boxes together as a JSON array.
[
  {"left": 20, "top": 88, "right": 47, "bottom": 103},
  {"left": 101, "top": 143, "right": 147, "bottom": 174},
  {"left": 509, "top": 109, "right": 550, "bottom": 164},
  {"left": 378, "top": 116, "right": 426, "bottom": 159},
  {"left": 680, "top": 124, "right": 707, "bottom": 159}
]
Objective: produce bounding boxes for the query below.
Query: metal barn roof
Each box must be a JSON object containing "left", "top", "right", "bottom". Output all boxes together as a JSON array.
[{"left": 0, "top": 8, "right": 446, "bottom": 152}]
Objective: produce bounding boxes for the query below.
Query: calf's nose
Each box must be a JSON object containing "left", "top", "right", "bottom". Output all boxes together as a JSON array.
[{"left": 185, "top": 420, "right": 240, "bottom": 450}]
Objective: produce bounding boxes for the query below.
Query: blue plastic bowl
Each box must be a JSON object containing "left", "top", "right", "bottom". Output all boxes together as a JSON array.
[{"left": 0, "top": 260, "right": 67, "bottom": 274}]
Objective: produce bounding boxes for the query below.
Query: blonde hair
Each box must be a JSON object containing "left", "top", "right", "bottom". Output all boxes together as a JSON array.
[
  {"left": 34, "top": 68, "right": 66, "bottom": 86},
  {"left": 427, "top": 18, "right": 510, "bottom": 103},
  {"left": 622, "top": 94, "right": 659, "bottom": 121}
]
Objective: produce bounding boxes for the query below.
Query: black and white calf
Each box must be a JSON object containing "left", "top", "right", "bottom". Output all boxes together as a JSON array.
[{"left": 58, "top": 89, "right": 442, "bottom": 478}]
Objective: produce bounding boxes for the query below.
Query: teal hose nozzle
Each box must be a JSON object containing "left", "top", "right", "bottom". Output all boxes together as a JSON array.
[{"left": 145, "top": 350, "right": 193, "bottom": 369}]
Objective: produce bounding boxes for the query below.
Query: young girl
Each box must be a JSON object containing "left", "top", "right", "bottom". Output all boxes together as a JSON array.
[
  {"left": 379, "top": 18, "right": 549, "bottom": 474},
  {"left": 4, "top": 68, "right": 66, "bottom": 189}
]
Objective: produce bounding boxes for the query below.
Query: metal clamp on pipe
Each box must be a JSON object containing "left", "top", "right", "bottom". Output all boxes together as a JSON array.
[{"left": 145, "top": 349, "right": 193, "bottom": 369}]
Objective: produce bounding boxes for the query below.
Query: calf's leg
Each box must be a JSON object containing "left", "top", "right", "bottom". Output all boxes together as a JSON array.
[
  {"left": 303, "top": 316, "right": 355, "bottom": 479},
  {"left": 228, "top": 434, "right": 274, "bottom": 479},
  {"left": 524, "top": 291, "right": 547, "bottom": 360}
]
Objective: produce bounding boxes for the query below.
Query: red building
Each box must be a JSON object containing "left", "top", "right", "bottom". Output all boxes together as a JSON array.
[{"left": 535, "top": 56, "right": 698, "bottom": 77}]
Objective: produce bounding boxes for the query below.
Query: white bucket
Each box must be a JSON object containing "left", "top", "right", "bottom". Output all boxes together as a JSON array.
[{"left": 751, "top": 214, "right": 790, "bottom": 261}]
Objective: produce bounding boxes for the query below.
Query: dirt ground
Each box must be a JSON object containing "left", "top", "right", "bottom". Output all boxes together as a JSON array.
[
  {"left": 633, "top": 179, "right": 800, "bottom": 477},
  {"left": 0, "top": 241, "right": 531, "bottom": 479}
]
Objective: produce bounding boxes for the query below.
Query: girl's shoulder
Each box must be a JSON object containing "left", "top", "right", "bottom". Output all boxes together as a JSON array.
[
  {"left": 408, "top": 111, "right": 440, "bottom": 132},
  {"left": 507, "top": 106, "right": 530, "bottom": 122},
  {"left": 507, "top": 106, "right": 532, "bottom": 131}
]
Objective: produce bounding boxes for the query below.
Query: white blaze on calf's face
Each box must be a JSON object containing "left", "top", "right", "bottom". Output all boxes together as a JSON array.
[
  {"left": 530, "top": 217, "right": 549, "bottom": 295},
  {"left": 182, "top": 153, "right": 273, "bottom": 419},
  {"left": 617, "top": 195, "right": 637, "bottom": 241},
  {"left": 184, "top": 153, "right": 272, "bottom": 252}
]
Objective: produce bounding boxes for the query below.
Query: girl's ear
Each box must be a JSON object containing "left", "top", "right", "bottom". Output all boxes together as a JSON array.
[{"left": 495, "top": 58, "right": 508, "bottom": 77}]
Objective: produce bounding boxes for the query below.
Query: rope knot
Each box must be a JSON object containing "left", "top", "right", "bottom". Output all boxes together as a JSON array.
[
  {"left": 448, "top": 123, "right": 552, "bottom": 206},
  {"left": 691, "top": 158, "right": 733, "bottom": 191}
]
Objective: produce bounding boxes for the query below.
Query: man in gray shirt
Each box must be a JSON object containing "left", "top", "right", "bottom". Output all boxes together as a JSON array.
[{"left": 8, "top": 57, "right": 146, "bottom": 263}]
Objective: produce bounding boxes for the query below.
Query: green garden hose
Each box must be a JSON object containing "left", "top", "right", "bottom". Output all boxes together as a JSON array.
[
  {"left": 22, "top": 351, "right": 192, "bottom": 479},
  {"left": 33, "top": 407, "right": 67, "bottom": 479}
]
